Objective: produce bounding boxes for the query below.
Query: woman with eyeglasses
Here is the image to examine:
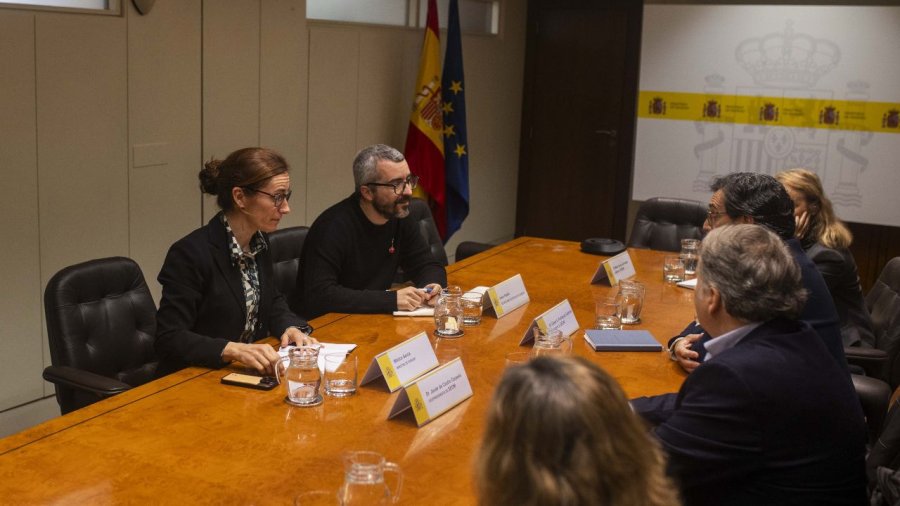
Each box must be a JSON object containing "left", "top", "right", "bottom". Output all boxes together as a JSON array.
[
  {"left": 776, "top": 168, "right": 875, "bottom": 348},
  {"left": 155, "top": 147, "right": 315, "bottom": 377}
]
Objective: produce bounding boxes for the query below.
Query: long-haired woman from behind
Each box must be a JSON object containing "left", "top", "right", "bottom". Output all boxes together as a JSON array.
[
  {"left": 476, "top": 356, "right": 679, "bottom": 506},
  {"left": 155, "top": 147, "right": 315, "bottom": 377},
  {"left": 776, "top": 168, "right": 875, "bottom": 347}
]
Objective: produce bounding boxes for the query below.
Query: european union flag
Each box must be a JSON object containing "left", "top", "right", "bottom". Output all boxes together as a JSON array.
[{"left": 441, "top": 0, "right": 469, "bottom": 242}]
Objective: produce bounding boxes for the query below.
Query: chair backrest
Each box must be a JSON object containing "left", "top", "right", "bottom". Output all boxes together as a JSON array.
[
  {"left": 408, "top": 198, "right": 449, "bottom": 266},
  {"left": 394, "top": 199, "right": 449, "bottom": 283},
  {"left": 867, "top": 257, "right": 900, "bottom": 388},
  {"left": 44, "top": 257, "right": 157, "bottom": 412},
  {"left": 627, "top": 197, "right": 707, "bottom": 252},
  {"left": 267, "top": 225, "right": 309, "bottom": 300},
  {"left": 455, "top": 241, "right": 493, "bottom": 262}
]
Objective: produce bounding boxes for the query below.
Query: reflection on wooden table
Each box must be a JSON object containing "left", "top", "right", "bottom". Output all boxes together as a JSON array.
[{"left": 0, "top": 237, "right": 693, "bottom": 505}]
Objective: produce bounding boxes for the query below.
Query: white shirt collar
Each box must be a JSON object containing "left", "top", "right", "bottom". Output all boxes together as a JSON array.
[{"left": 703, "top": 322, "right": 763, "bottom": 361}]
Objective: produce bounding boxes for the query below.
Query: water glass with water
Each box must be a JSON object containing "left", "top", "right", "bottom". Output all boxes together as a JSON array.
[
  {"left": 663, "top": 255, "right": 685, "bottom": 284},
  {"left": 594, "top": 298, "right": 622, "bottom": 330},
  {"left": 616, "top": 280, "right": 645, "bottom": 325},
  {"left": 324, "top": 353, "right": 358, "bottom": 397},
  {"left": 680, "top": 238, "right": 700, "bottom": 277}
]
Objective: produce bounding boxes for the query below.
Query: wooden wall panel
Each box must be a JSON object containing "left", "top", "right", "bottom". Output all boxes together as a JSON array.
[
  {"left": 307, "top": 26, "right": 360, "bottom": 220},
  {"left": 357, "top": 30, "right": 408, "bottom": 149},
  {"left": 848, "top": 223, "right": 900, "bottom": 293},
  {"left": 260, "top": 0, "right": 309, "bottom": 227},
  {"left": 202, "top": 0, "right": 261, "bottom": 221},
  {"left": 0, "top": 12, "right": 43, "bottom": 410},
  {"left": 35, "top": 14, "right": 129, "bottom": 387},
  {"left": 127, "top": 0, "right": 203, "bottom": 301}
]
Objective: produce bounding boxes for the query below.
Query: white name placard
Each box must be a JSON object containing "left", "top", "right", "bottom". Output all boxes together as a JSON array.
[
  {"left": 388, "top": 357, "right": 474, "bottom": 427},
  {"left": 590, "top": 251, "right": 636, "bottom": 286},
  {"left": 484, "top": 274, "right": 530, "bottom": 318},
  {"left": 520, "top": 299, "right": 581, "bottom": 345},
  {"left": 360, "top": 332, "right": 439, "bottom": 392}
]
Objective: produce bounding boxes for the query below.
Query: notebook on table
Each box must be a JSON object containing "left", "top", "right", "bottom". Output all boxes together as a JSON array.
[{"left": 583, "top": 329, "right": 663, "bottom": 352}]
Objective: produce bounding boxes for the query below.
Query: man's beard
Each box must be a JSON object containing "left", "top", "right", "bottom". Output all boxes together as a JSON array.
[{"left": 374, "top": 195, "right": 411, "bottom": 220}]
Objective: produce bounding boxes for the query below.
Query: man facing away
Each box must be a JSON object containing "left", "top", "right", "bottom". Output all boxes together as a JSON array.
[
  {"left": 293, "top": 144, "right": 447, "bottom": 319},
  {"left": 635, "top": 224, "right": 867, "bottom": 506}
]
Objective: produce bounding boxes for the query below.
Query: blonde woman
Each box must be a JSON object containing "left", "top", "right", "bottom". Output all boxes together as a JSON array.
[
  {"left": 476, "top": 356, "right": 679, "bottom": 506},
  {"left": 776, "top": 168, "right": 874, "bottom": 347}
]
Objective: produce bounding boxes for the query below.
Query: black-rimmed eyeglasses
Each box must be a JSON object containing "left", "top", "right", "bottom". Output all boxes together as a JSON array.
[
  {"left": 243, "top": 187, "right": 292, "bottom": 208},
  {"left": 366, "top": 175, "right": 419, "bottom": 195}
]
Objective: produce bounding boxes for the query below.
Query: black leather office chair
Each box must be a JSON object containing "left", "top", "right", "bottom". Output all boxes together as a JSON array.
[
  {"left": 267, "top": 225, "right": 309, "bottom": 301},
  {"left": 455, "top": 241, "right": 494, "bottom": 262},
  {"left": 627, "top": 197, "right": 707, "bottom": 252},
  {"left": 868, "top": 387, "right": 900, "bottom": 502},
  {"left": 395, "top": 198, "right": 448, "bottom": 282},
  {"left": 854, "top": 374, "right": 892, "bottom": 446},
  {"left": 848, "top": 257, "right": 900, "bottom": 388},
  {"left": 42, "top": 257, "right": 158, "bottom": 414}
]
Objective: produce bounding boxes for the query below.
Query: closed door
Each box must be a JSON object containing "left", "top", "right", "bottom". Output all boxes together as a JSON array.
[{"left": 516, "top": 0, "right": 641, "bottom": 241}]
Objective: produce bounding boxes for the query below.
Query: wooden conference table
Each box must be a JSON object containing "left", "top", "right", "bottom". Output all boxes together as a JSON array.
[{"left": 0, "top": 237, "right": 693, "bottom": 505}]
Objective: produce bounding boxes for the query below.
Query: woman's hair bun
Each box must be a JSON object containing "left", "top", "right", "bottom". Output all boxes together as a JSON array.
[{"left": 198, "top": 159, "right": 222, "bottom": 195}]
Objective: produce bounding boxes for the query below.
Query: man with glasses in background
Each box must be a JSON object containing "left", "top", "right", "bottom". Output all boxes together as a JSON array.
[
  {"left": 292, "top": 144, "right": 446, "bottom": 319},
  {"left": 660, "top": 172, "right": 845, "bottom": 379}
]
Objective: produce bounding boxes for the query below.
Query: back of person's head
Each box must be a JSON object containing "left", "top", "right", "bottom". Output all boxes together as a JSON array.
[
  {"left": 476, "top": 356, "right": 679, "bottom": 506},
  {"left": 699, "top": 224, "right": 807, "bottom": 322},
  {"left": 352, "top": 144, "right": 405, "bottom": 190},
  {"left": 710, "top": 172, "right": 795, "bottom": 240},
  {"left": 775, "top": 168, "right": 852, "bottom": 249},
  {"left": 199, "top": 147, "right": 289, "bottom": 211}
]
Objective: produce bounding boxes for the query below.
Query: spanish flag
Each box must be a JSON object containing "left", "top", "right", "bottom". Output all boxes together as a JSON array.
[{"left": 404, "top": 0, "right": 446, "bottom": 238}]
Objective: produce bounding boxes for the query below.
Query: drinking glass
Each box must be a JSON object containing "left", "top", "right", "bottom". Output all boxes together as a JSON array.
[
  {"left": 460, "top": 292, "right": 483, "bottom": 326},
  {"left": 680, "top": 238, "right": 700, "bottom": 277},
  {"left": 663, "top": 255, "right": 685, "bottom": 284},
  {"left": 594, "top": 298, "right": 622, "bottom": 330},
  {"left": 531, "top": 329, "right": 572, "bottom": 358},
  {"left": 324, "top": 353, "right": 358, "bottom": 397},
  {"left": 505, "top": 351, "right": 532, "bottom": 366}
]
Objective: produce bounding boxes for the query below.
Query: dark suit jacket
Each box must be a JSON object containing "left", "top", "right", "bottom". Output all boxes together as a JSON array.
[
  {"left": 637, "top": 319, "right": 867, "bottom": 506},
  {"left": 155, "top": 213, "right": 309, "bottom": 376},
  {"left": 669, "top": 238, "right": 846, "bottom": 372},
  {"left": 806, "top": 242, "right": 875, "bottom": 348}
]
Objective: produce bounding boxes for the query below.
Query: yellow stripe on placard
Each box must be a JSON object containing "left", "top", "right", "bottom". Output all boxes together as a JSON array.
[
  {"left": 487, "top": 288, "right": 504, "bottom": 317},
  {"left": 376, "top": 354, "right": 401, "bottom": 392},
  {"left": 638, "top": 91, "right": 900, "bottom": 134},
  {"left": 405, "top": 384, "right": 430, "bottom": 426},
  {"left": 536, "top": 318, "right": 549, "bottom": 334}
]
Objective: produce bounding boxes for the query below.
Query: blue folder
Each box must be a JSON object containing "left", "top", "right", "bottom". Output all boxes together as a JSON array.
[{"left": 583, "top": 329, "right": 663, "bottom": 352}]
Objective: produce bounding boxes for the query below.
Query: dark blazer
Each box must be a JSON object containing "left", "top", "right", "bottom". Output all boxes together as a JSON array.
[
  {"left": 669, "top": 238, "right": 847, "bottom": 372},
  {"left": 155, "top": 213, "right": 309, "bottom": 376},
  {"left": 639, "top": 319, "right": 867, "bottom": 506},
  {"left": 806, "top": 242, "right": 876, "bottom": 348}
]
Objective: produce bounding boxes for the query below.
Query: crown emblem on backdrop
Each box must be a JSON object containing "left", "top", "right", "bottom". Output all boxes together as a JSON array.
[{"left": 736, "top": 21, "right": 840, "bottom": 89}]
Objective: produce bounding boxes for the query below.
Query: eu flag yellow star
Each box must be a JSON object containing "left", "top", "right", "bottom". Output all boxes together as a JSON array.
[
  {"left": 443, "top": 124, "right": 456, "bottom": 138},
  {"left": 454, "top": 143, "right": 467, "bottom": 158},
  {"left": 449, "top": 81, "right": 463, "bottom": 95},
  {"left": 442, "top": 101, "right": 454, "bottom": 114}
]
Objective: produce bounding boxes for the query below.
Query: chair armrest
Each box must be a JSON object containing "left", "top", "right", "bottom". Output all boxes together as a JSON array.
[
  {"left": 43, "top": 365, "right": 131, "bottom": 397},
  {"left": 845, "top": 347, "right": 889, "bottom": 381},
  {"left": 852, "top": 373, "right": 892, "bottom": 444}
]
